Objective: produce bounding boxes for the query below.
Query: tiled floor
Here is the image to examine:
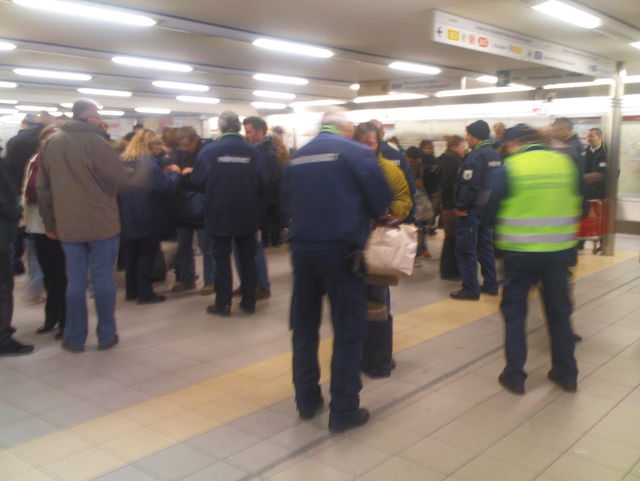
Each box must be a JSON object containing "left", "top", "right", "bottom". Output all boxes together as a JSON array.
[{"left": 1, "top": 234, "right": 639, "bottom": 481}]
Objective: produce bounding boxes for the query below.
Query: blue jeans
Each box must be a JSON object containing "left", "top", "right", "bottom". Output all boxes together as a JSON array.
[
  {"left": 455, "top": 215, "right": 498, "bottom": 295},
  {"left": 235, "top": 237, "right": 270, "bottom": 291},
  {"left": 175, "top": 226, "right": 215, "bottom": 285},
  {"left": 500, "top": 249, "right": 577, "bottom": 386},
  {"left": 61, "top": 235, "right": 119, "bottom": 349}
]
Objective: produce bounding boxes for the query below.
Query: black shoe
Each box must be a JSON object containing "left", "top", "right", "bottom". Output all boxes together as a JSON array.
[
  {"left": 450, "top": 289, "right": 480, "bottom": 301},
  {"left": 13, "top": 263, "right": 25, "bottom": 275},
  {"left": 137, "top": 295, "right": 165, "bottom": 305},
  {"left": 61, "top": 341, "right": 84, "bottom": 353},
  {"left": 548, "top": 370, "right": 577, "bottom": 393},
  {"left": 0, "top": 338, "right": 34, "bottom": 356},
  {"left": 329, "top": 408, "right": 370, "bottom": 433},
  {"left": 240, "top": 302, "right": 256, "bottom": 314},
  {"left": 125, "top": 295, "right": 137, "bottom": 301},
  {"left": 498, "top": 374, "right": 525, "bottom": 395},
  {"left": 98, "top": 335, "right": 119, "bottom": 350},
  {"left": 573, "top": 333, "right": 583, "bottom": 343},
  {"left": 441, "top": 275, "right": 462, "bottom": 281},
  {"left": 298, "top": 397, "right": 324, "bottom": 420},
  {"left": 36, "top": 326, "right": 55, "bottom": 334},
  {"left": 481, "top": 286, "right": 500, "bottom": 296},
  {"left": 55, "top": 332, "right": 63, "bottom": 340},
  {"left": 207, "top": 304, "right": 231, "bottom": 317}
]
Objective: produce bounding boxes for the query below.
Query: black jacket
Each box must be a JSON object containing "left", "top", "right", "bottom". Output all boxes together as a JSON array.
[
  {"left": 436, "top": 150, "right": 462, "bottom": 210},
  {"left": 420, "top": 153, "right": 439, "bottom": 197},
  {"left": 256, "top": 136, "right": 281, "bottom": 204},
  {"left": 0, "top": 162, "right": 21, "bottom": 249},
  {"left": 584, "top": 144, "right": 607, "bottom": 199},
  {"left": 5, "top": 125, "right": 43, "bottom": 194}
]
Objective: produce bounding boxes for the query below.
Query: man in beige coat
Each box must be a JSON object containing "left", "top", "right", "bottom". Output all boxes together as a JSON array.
[{"left": 37, "top": 99, "right": 122, "bottom": 352}]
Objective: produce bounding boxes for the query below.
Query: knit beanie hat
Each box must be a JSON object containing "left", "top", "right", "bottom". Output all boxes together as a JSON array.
[{"left": 465, "top": 120, "right": 490, "bottom": 140}]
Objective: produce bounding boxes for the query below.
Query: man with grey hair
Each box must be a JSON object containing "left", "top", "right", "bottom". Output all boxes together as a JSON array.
[
  {"left": 38, "top": 99, "right": 122, "bottom": 352},
  {"left": 192, "top": 111, "right": 265, "bottom": 316}
]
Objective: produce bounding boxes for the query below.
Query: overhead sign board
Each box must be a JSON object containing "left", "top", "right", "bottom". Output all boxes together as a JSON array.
[
  {"left": 359, "top": 77, "right": 459, "bottom": 95},
  {"left": 432, "top": 10, "right": 616, "bottom": 77}
]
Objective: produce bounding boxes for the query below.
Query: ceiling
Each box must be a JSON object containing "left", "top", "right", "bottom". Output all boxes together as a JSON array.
[{"left": 0, "top": 0, "right": 638, "bottom": 118}]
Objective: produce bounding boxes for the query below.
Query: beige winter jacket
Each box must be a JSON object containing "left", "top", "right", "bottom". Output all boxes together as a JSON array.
[{"left": 37, "top": 119, "right": 122, "bottom": 242}]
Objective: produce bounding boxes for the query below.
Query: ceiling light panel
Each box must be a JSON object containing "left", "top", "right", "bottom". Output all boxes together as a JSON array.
[
  {"left": 476, "top": 75, "right": 498, "bottom": 84},
  {"left": 13, "top": 0, "right": 156, "bottom": 27},
  {"left": 0, "top": 41, "right": 17, "bottom": 51},
  {"left": 251, "top": 101, "right": 288, "bottom": 109},
  {"left": 0, "top": 82, "right": 17, "bottom": 88},
  {"left": 531, "top": 1, "right": 602, "bottom": 29},
  {"left": 253, "top": 73, "right": 309, "bottom": 85},
  {"left": 0, "top": 108, "right": 19, "bottom": 114},
  {"left": 631, "top": 41, "right": 640, "bottom": 50},
  {"left": 350, "top": 84, "right": 360, "bottom": 91},
  {"left": 290, "top": 99, "right": 346, "bottom": 107},
  {"left": 16, "top": 105, "right": 58, "bottom": 112},
  {"left": 176, "top": 95, "right": 220, "bottom": 104},
  {"left": 253, "top": 90, "right": 296, "bottom": 100},
  {"left": 13, "top": 68, "right": 92, "bottom": 81},
  {"left": 152, "top": 80, "right": 209, "bottom": 92},
  {"left": 435, "top": 85, "right": 534, "bottom": 97},
  {"left": 77, "top": 88, "right": 132, "bottom": 97},
  {"left": 542, "top": 79, "right": 612, "bottom": 89},
  {"left": 98, "top": 110, "right": 125, "bottom": 116},
  {"left": 252, "top": 38, "right": 333, "bottom": 58},
  {"left": 135, "top": 107, "right": 171, "bottom": 114},
  {"left": 0, "top": 99, "right": 18, "bottom": 104},
  {"left": 353, "top": 93, "right": 428, "bottom": 103},
  {"left": 112, "top": 56, "right": 193, "bottom": 73},
  {"left": 388, "top": 61, "right": 441, "bottom": 75}
]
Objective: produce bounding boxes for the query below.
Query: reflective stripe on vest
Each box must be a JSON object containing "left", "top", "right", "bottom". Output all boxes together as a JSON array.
[
  {"left": 497, "top": 216, "right": 581, "bottom": 227},
  {"left": 496, "top": 232, "right": 577, "bottom": 244}
]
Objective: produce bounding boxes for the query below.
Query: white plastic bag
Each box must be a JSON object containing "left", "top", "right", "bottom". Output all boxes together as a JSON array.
[{"left": 364, "top": 224, "right": 418, "bottom": 277}]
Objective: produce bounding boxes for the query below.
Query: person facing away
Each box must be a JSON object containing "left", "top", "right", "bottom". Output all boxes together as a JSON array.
[
  {"left": 191, "top": 110, "right": 266, "bottom": 317},
  {"left": 37, "top": 99, "right": 123, "bottom": 353},
  {"left": 481, "top": 123, "right": 586, "bottom": 395},
  {"left": 281, "top": 109, "right": 391, "bottom": 433},
  {"left": 550, "top": 117, "right": 585, "bottom": 173}
]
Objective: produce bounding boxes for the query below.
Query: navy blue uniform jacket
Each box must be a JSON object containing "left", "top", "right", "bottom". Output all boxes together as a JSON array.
[
  {"left": 455, "top": 141, "right": 502, "bottom": 216},
  {"left": 118, "top": 156, "right": 180, "bottom": 240},
  {"left": 564, "top": 132, "right": 585, "bottom": 173},
  {"left": 281, "top": 131, "right": 392, "bottom": 249},
  {"left": 191, "top": 133, "right": 265, "bottom": 237}
]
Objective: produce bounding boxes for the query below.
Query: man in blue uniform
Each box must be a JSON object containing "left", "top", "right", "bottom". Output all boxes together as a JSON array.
[
  {"left": 192, "top": 111, "right": 265, "bottom": 316},
  {"left": 451, "top": 120, "right": 501, "bottom": 300},
  {"left": 551, "top": 117, "right": 584, "bottom": 172},
  {"left": 281, "top": 110, "right": 391, "bottom": 433}
]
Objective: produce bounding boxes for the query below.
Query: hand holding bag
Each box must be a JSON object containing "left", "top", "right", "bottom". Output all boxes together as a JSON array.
[{"left": 364, "top": 224, "right": 418, "bottom": 277}]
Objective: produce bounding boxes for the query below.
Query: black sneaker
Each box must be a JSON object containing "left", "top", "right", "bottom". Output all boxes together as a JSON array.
[
  {"left": 137, "top": 295, "right": 166, "bottom": 305},
  {"left": 98, "top": 335, "right": 119, "bottom": 350},
  {"left": 481, "top": 286, "right": 500, "bottom": 296},
  {"left": 548, "top": 370, "right": 577, "bottom": 393},
  {"left": 573, "top": 333, "right": 583, "bottom": 343},
  {"left": 298, "top": 397, "right": 324, "bottom": 420},
  {"left": 240, "top": 302, "right": 256, "bottom": 314},
  {"left": 329, "top": 408, "right": 370, "bottom": 433},
  {"left": 498, "top": 374, "right": 525, "bottom": 395},
  {"left": 0, "top": 338, "right": 34, "bottom": 356},
  {"left": 450, "top": 289, "right": 480, "bottom": 301},
  {"left": 207, "top": 304, "right": 231, "bottom": 317}
]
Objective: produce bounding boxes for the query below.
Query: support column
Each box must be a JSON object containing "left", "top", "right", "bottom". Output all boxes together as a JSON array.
[{"left": 602, "top": 61, "right": 625, "bottom": 256}]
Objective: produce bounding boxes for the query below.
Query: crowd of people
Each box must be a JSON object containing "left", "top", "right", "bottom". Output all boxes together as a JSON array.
[{"left": 0, "top": 99, "right": 608, "bottom": 432}]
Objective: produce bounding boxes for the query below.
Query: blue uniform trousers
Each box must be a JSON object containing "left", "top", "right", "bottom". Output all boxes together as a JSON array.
[
  {"left": 212, "top": 234, "right": 256, "bottom": 309},
  {"left": 500, "top": 249, "right": 578, "bottom": 386},
  {"left": 455, "top": 214, "right": 498, "bottom": 295},
  {"left": 290, "top": 246, "right": 367, "bottom": 424}
]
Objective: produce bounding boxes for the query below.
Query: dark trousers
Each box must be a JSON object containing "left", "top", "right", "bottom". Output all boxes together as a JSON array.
[
  {"left": 212, "top": 234, "right": 256, "bottom": 309},
  {"left": 11, "top": 229, "right": 24, "bottom": 271},
  {"left": 33, "top": 234, "right": 66, "bottom": 332},
  {"left": 362, "top": 284, "right": 393, "bottom": 376},
  {"left": 500, "top": 249, "right": 578, "bottom": 386},
  {"left": 261, "top": 202, "right": 281, "bottom": 247},
  {"left": 455, "top": 215, "right": 498, "bottom": 295},
  {"left": 124, "top": 237, "right": 160, "bottom": 301},
  {"left": 440, "top": 210, "right": 459, "bottom": 279},
  {"left": 290, "top": 247, "right": 367, "bottom": 423},
  {"left": 0, "top": 248, "right": 15, "bottom": 347}
]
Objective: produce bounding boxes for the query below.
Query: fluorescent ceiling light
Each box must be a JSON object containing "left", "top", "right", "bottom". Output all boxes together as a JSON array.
[
  {"left": 134, "top": 107, "right": 171, "bottom": 114},
  {"left": 542, "top": 79, "right": 612, "bottom": 89},
  {"left": 112, "top": 56, "right": 192, "bottom": 73},
  {"left": 625, "top": 75, "right": 640, "bottom": 84},
  {"left": 176, "top": 95, "right": 220, "bottom": 104},
  {"left": 251, "top": 101, "right": 288, "bottom": 109},
  {"left": 631, "top": 41, "right": 640, "bottom": 50},
  {"left": 0, "top": 99, "right": 18, "bottom": 104},
  {"left": 99, "top": 110, "right": 125, "bottom": 116},
  {"left": 0, "top": 41, "right": 16, "bottom": 51},
  {"left": 388, "top": 61, "right": 441, "bottom": 75},
  {"left": 16, "top": 105, "right": 58, "bottom": 112},
  {"left": 0, "top": 81, "right": 18, "bottom": 88},
  {"left": 435, "top": 85, "right": 534, "bottom": 97},
  {"left": 77, "top": 87, "right": 132, "bottom": 97},
  {"left": 252, "top": 38, "right": 333, "bottom": 58},
  {"left": 59, "top": 102, "right": 73, "bottom": 108},
  {"left": 253, "top": 90, "right": 296, "bottom": 100},
  {"left": 253, "top": 73, "right": 308, "bottom": 85},
  {"left": 350, "top": 83, "right": 360, "bottom": 91},
  {"left": 152, "top": 80, "right": 208, "bottom": 92},
  {"left": 0, "top": 108, "right": 18, "bottom": 114},
  {"left": 532, "top": 1, "right": 601, "bottom": 29},
  {"left": 13, "top": 68, "right": 92, "bottom": 81},
  {"left": 476, "top": 75, "right": 498, "bottom": 84},
  {"left": 13, "top": 0, "right": 156, "bottom": 27},
  {"left": 353, "top": 93, "right": 428, "bottom": 103},
  {"left": 290, "top": 99, "right": 347, "bottom": 107}
]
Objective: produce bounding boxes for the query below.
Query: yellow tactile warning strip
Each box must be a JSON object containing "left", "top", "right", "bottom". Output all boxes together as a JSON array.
[{"left": 1, "top": 251, "right": 636, "bottom": 481}]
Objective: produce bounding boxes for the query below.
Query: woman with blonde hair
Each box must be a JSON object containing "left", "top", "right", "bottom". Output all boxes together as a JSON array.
[{"left": 119, "top": 129, "right": 180, "bottom": 304}]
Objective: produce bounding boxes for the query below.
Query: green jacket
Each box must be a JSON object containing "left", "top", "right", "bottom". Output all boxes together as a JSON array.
[{"left": 0, "top": 162, "right": 21, "bottom": 249}]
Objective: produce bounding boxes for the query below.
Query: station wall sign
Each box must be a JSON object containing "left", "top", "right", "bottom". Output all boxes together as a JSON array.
[{"left": 432, "top": 10, "right": 616, "bottom": 77}]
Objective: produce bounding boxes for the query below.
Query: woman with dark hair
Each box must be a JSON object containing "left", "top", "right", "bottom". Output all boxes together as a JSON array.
[
  {"left": 354, "top": 122, "right": 412, "bottom": 378},
  {"left": 436, "top": 134, "right": 467, "bottom": 280},
  {"left": 119, "top": 130, "right": 181, "bottom": 304},
  {"left": 21, "top": 125, "right": 67, "bottom": 337}
]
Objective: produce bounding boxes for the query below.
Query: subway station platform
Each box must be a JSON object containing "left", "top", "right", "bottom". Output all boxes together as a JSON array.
[{"left": 1, "top": 234, "right": 639, "bottom": 481}]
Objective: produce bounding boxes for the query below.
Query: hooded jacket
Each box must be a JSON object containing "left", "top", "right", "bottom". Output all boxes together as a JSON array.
[{"left": 37, "top": 119, "right": 122, "bottom": 242}]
